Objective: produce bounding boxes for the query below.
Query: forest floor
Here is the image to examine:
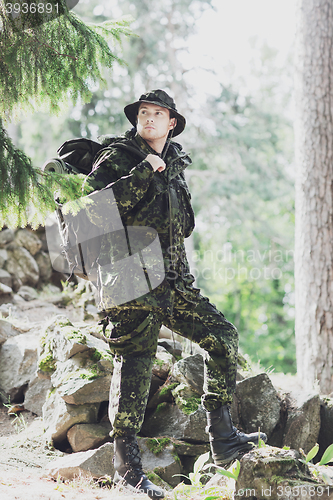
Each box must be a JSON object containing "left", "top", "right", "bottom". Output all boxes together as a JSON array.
[
  {"left": 0, "top": 394, "right": 151, "bottom": 500},
  {"left": 0, "top": 289, "right": 304, "bottom": 500}
]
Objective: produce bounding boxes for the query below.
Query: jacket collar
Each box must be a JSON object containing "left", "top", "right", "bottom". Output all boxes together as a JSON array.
[{"left": 134, "top": 132, "right": 192, "bottom": 180}]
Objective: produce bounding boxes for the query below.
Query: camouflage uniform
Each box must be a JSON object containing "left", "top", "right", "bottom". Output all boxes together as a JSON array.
[{"left": 86, "top": 127, "right": 239, "bottom": 438}]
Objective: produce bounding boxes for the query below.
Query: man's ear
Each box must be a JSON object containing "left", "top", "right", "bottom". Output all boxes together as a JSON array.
[{"left": 169, "top": 118, "right": 177, "bottom": 130}]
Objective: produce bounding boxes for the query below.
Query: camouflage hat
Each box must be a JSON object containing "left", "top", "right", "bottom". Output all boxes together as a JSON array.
[{"left": 124, "top": 89, "right": 186, "bottom": 137}]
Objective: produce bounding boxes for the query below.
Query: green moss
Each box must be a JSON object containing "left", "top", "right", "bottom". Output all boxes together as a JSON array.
[
  {"left": 63, "top": 327, "right": 87, "bottom": 344},
  {"left": 180, "top": 396, "right": 201, "bottom": 415},
  {"left": 91, "top": 349, "right": 102, "bottom": 362},
  {"left": 155, "top": 402, "right": 168, "bottom": 414},
  {"left": 38, "top": 353, "right": 56, "bottom": 372},
  {"left": 159, "top": 382, "right": 179, "bottom": 397},
  {"left": 146, "top": 471, "right": 165, "bottom": 487},
  {"left": 46, "top": 387, "right": 56, "bottom": 399},
  {"left": 78, "top": 363, "right": 102, "bottom": 380},
  {"left": 153, "top": 358, "right": 165, "bottom": 368},
  {"left": 146, "top": 437, "right": 171, "bottom": 455}
]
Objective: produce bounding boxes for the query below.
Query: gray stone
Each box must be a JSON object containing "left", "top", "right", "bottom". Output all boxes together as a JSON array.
[
  {"left": 17, "top": 285, "right": 38, "bottom": 301},
  {"left": 14, "top": 229, "right": 42, "bottom": 256},
  {"left": 172, "top": 440, "right": 209, "bottom": 457},
  {"left": 235, "top": 372, "right": 281, "bottom": 438},
  {"left": 46, "top": 442, "right": 115, "bottom": 481},
  {"left": 0, "top": 229, "right": 15, "bottom": 248},
  {"left": 0, "top": 332, "right": 39, "bottom": 401},
  {"left": 139, "top": 437, "right": 181, "bottom": 487},
  {"left": 42, "top": 389, "right": 99, "bottom": 445},
  {"left": 0, "top": 282, "right": 12, "bottom": 298},
  {"left": 0, "top": 319, "right": 21, "bottom": 345},
  {"left": 40, "top": 315, "right": 111, "bottom": 364},
  {"left": 152, "top": 348, "right": 174, "bottom": 380},
  {"left": 171, "top": 354, "right": 204, "bottom": 395},
  {"left": 0, "top": 269, "right": 12, "bottom": 288},
  {"left": 57, "top": 371, "right": 112, "bottom": 405},
  {"left": 318, "top": 397, "right": 333, "bottom": 460},
  {"left": 0, "top": 248, "right": 8, "bottom": 268},
  {"left": 24, "top": 376, "right": 53, "bottom": 416},
  {"left": 158, "top": 338, "right": 183, "bottom": 357},
  {"left": 5, "top": 245, "right": 39, "bottom": 286},
  {"left": 67, "top": 422, "right": 112, "bottom": 452},
  {"left": 283, "top": 392, "right": 321, "bottom": 454},
  {"left": 234, "top": 446, "right": 333, "bottom": 500},
  {"left": 142, "top": 403, "right": 208, "bottom": 443},
  {"left": 35, "top": 251, "right": 53, "bottom": 282}
]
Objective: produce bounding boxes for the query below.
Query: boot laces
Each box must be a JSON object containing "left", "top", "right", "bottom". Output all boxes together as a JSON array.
[{"left": 125, "top": 439, "right": 144, "bottom": 476}]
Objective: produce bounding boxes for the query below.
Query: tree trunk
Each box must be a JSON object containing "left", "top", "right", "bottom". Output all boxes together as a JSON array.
[{"left": 294, "top": 0, "right": 333, "bottom": 392}]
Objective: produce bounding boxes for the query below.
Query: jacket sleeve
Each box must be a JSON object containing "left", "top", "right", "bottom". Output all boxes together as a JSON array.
[{"left": 83, "top": 153, "right": 154, "bottom": 228}]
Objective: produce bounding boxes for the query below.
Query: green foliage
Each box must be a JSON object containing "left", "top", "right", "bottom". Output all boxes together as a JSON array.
[
  {"left": 0, "top": 1, "right": 132, "bottom": 117},
  {"left": 0, "top": 123, "right": 92, "bottom": 227},
  {"left": 0, "top": 0, "right": 133, "bottom": 228},
  {"left": 12, "top": 0, "right": 295, "bottom": 375},
  {"left": 172, "top": 451, "right": 237, "bottom": 499},
  {"left": 146, "top": 437, "right": 171, "bottom": 455},
  {"left": 301, "top": 443, "right": 333, "bottom": 466}
]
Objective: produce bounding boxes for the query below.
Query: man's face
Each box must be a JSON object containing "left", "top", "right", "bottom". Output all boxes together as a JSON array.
[{"left": 136, "top": 103, "right": 176, "bottom": 145}]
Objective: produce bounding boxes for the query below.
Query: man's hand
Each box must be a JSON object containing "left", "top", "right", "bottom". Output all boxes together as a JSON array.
[{"left": 146, "top": 154, "right": 166, "bottom": 172}]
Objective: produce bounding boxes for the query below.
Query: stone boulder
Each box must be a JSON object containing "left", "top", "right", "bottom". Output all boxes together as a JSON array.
[
  {"left": 158, "top": 338, "right": 183, "bottom": 357},
  {"left": 283, "top": 392, "right": 321, "bottom": 454},
  {"left": 0, "top": 319, "right": 22, "bottom": 345},
  {"left": 0, "top": 248, "right": 8, "bottom": 268},
  {"left": 42, "top": 389, "right": 100, "bottom": 446},
  {"left": 235, "top": 446, "right": 333, "bottom": 500},
  {"left": 171, "top": 353, "right": 204, "bottom": 395},
  {"left": 142, "top": 403, "right": 208, "bottom": 443},
  {"left": 46, "top": 439, "right": 176, "bottom": 489},
  {"left": 139, "top": 437, "right": 181, "bottom": 487},
  {"left": 0, "top": 331, "right": 39, "bottom": 401},
  {"left": 152, "top": 347, "right": 174, "bottom": 380},
  {"left": 235, "top": 372, "right": 281, "bottom": 439},
  {"left": 67, "top": 422, "right": 112, "bottom": 452},
  {"left": 14, "top": 229, "right": 42, "bottom": 256},
  {"left": 23, "top": 376, "right": 53, "bottom": 416},
  {"left": 34, "top": 251, "right": 53, "bottom": 282},
  {"left": 46, "top": 442, "right": 115, "bottom": 481},
  {"left": 0, "top": 269, "right": 12, "bottom": 288},
  {"left": 318, "top": 397, "right": 333, "bottom": 461},
  {"left": 5, "top": 245, "right": 39, "bottom": 287},
  {"left": 0, "top": 229, "right": 15, "bottom": 248}
]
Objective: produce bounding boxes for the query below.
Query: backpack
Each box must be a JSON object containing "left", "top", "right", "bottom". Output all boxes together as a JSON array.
[{"left": 43, "top": 134, "right": 146, "bottom": 282}]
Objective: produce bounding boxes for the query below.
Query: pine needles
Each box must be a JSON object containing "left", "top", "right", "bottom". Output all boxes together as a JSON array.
[{"left": 0, "top": 0, "right": 133, "bottom": 229}]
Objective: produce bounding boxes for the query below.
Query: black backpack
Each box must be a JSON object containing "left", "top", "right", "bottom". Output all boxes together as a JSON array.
[{"left": 43, "top": 135, "right": 146, "bottom": 282}]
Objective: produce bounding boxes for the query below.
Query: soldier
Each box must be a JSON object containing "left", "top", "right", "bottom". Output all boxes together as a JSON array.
[{"left": 85, "top": 90, "right": 266, "bottom": 498}]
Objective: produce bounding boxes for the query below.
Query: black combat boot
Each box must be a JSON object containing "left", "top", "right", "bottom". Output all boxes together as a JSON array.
[
  {"left": 206, "top": 405, "right": 267, "bottom": 465},
  {"left": 113, "top": 434, "right": 165, "bottom": 499}
]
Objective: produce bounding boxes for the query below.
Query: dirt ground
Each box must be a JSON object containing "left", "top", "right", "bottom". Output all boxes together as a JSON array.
[{"left": 0, "top": 404, "right": 150, "bottom": 500}]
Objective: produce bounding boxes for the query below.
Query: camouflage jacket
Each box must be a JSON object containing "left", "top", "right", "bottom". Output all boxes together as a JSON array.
[{"left": 85, "top": 130, "right": 199, "bottom": 312}]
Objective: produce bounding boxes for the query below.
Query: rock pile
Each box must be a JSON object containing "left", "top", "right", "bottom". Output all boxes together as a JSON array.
[{"left": 1, "top": 228, "right": 333, "bottom": 488}]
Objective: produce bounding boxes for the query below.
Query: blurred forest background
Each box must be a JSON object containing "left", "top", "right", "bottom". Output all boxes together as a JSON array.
[{"left": 6, "top": 0, "right": 296, "bottom": 374}]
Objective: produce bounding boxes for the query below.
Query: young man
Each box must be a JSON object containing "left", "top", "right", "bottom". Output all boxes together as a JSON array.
[{"left": 86, "top": 90, "right": 266, "bottom": 499}]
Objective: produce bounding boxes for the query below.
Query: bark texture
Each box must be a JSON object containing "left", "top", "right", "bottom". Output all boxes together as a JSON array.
[{"left": 295, "top": 0, "right": 333, "bottom": 393}]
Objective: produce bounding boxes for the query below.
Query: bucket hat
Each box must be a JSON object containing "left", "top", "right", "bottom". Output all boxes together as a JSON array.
[{"left": 124, "top": 89, "right": 186, "bottom": 137}]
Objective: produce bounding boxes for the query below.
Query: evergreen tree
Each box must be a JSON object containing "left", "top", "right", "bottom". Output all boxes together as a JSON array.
[
  {"left": 13, "top": 0, "right": 295, "bottom": 372},
  {"left": 0, "top": 0, "right": 132, "bottom": 228}
]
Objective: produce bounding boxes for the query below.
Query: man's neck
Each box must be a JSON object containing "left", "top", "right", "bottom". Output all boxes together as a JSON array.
[{"left": 144, "top": 137, "right": 167, "bottom": 154}]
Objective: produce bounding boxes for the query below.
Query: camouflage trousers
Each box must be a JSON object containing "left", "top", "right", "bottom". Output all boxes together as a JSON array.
[{"left": 105, "top": 290, "right": 239, "bottom": 438}]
